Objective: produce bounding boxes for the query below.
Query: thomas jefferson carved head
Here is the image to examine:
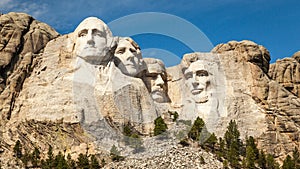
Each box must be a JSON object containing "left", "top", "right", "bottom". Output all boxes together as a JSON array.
[
  {"left": 143, "top": 58, "right": 169, "bottom": 103},
  {"left": 114, "top": 37, "right": 146, "bottom": 77},
  {"left": 74, "top": 17, "right": 115, "bottom": 65}
]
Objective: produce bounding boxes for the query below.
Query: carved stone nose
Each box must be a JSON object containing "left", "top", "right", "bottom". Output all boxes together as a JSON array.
[
  {"left": 192, "top": 81, "right": 199, "bottom": 87},
  {"left": 156, "top": 75, "right": 164, "bottom": 86},
  {"left": 87, "top": 39, "right": 95, "bottom": 46}
]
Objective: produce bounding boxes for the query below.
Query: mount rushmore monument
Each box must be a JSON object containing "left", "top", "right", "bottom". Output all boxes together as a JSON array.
[{"left": 1, "top": 13, "right": 300, "bottom": 164}]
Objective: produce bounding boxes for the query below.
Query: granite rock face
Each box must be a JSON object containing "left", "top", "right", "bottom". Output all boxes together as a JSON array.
[
  {"left": 0, "top": 12, "right": 59, "bottom": 120},
  {"left": 213, "top": 40, "right": 271, "bottom": 74},
  {"left": 1, "top": 13, "right": 300, "bottom": 167},
  {"left": 269, "top": 51, "right": 300, "bottom": 97},
  {"left": 213, "top": 41, "right": 300, "bottom": 161}
]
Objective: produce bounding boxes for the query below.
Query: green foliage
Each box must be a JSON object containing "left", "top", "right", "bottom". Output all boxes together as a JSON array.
[
  {"left": 11, "top": 143, "right": 106, "bottom": 169},
  {"left": 168, "top": 111, "right": 179, "bottom": 122},
  {"left": 266, "top": 154, "right": 279, "bottom": 169},
  {"left": 110, "top": 145, "right": 124, "bottom": 162},
  {"left": 205, "top": 133, "right": 218, "bottom": 152},
  {"left": 245, "top": 145, "right": 256, "bottom": 169},
  {"left": 31, "top": 147, "right": 41, "bottom": 167},
  {"left": 13, "top": 140, "right": 22, "bottom": 159},
  {"left": 90, "top": 155, "right": 100, "bottom": 169},
  {"left": 41, "top": 145, "right": 54, "bottom": 169},
  {"left": 123, "top": 123, "right": 132, "bottom": 137},
  {"left": 179, "top": 138, "right": 190, "bottom": 147},
  {"left": 293, "top": 147, "right": 300, "bottom": 169},
  {"left": 282, "top": 155, "right": 294, "bottom": 169},
  {"left": 245, "top": 136, "right": 259, "bottom": 169},
  {"left": 76, "top": 153, "right": 89, "bottom": 169},
  {"left": 257, "top": 150, "right": 266, "bottom": 169},
  {"left": 154, "top": 116, "right": 168, "bottom": 136},
  {"left": 188, "top": 117, "right": 205, "bottom": 141},
  {"left": 122, "top": 124, "right": 145, "bottom": 153},
  {"left": 224, "top": 120, "right": 242, "bottom": 168},
  {"left": 101, "top": 159, "right": 106, "bottom": 167},
  {"left": 20, "top": 150, "right": 30, "bottom": 168},
  {"left": 67, "top": 153, "right": 76, "bottom": 169},
  {"left": 223, "top": 160, "right": 229, "bottom": 169},
  {"left": 216, "top": 137, "right": 225, "bottom": 160},
  {"left": 110, "top": 145, "right": 119, "bottom": 156},
  {"left": 200, "top": 156, "right": 205, "bottom": 164}
]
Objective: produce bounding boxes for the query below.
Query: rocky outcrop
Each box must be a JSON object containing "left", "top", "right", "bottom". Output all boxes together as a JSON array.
[
  {"left": 213, "top": 41, "right": 300, "bottom": 161},
  {"left": 105, "top": 146, "right": 224, "bottom": 169},
  {"left": 269, "top": 51, "right": 300, "bottom": 97},
  {"left": 1, "top": 12, "right": 300, "bottom": 167},
  {"left": 213, "top": 40, "right": 271, "bottom": 74},
  {"left": 0, "top": 12, "right": 59, "bottom": 120}
]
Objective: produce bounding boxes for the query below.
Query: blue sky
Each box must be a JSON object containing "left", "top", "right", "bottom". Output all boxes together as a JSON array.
[{"left": 1, "top": 0, "right": 299, "bottom": 66}]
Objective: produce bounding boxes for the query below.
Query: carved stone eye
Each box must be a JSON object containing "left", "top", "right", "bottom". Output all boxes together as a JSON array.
[
  {"left": 184, "top": 72, "right": 193, "bottom": 79},
  {"left": 78, "top": 30, "right": 87, "bottom": 37},
  {"left": 92, "top": 29, "right": 104, "bottom": 37},
  {"left": 129, "top": 48, "right": 137, "bottom": 53},
  {"left": 196, "top": 70, "right": 208, "bottom": 77},
  {"left": 116, "top": 48, "right": 125, "bottom": 54}
]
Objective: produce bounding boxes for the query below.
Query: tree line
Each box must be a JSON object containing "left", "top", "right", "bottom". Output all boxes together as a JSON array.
[
  {"left": 12, "top": 142, "right": 104, "bottom": 169},
  {"left": 178, "top": 117, "right": 300, "bottom": 169}
]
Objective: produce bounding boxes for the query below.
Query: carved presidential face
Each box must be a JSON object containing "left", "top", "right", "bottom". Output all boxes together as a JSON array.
[
  {"left": 184, "top": 60, "right": 210, "bottom": 103},
  {"left": 74, "top": 17, "right": 113, "bottom": 64},
  {"left": 144, "top": 60, "right": 168, "bottom": 103},
  {"left": 114, "top": 38, "right": 144, "bottom": 77}
]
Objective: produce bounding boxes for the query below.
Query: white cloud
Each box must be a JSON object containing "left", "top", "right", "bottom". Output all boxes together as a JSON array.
[
  {"left": 0, "top": 0, "right": 15, "bottom": 11},
  {"left": 1, "top": 0, "right": 48, "bottom": 19}
]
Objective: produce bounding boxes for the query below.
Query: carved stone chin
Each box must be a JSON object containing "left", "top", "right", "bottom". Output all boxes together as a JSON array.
[{"left": 194, "top": 95, "right": 209, "bottom": 104}]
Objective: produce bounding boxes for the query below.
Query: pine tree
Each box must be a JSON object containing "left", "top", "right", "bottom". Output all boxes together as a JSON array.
[
  {"left": 41, "top": 145, "right": 55, "bottom": 169},
  {"left": 101, "top": 159, "right": 106, "bottom": 167},
  {"left": 67, "top": 153, "right": 76, "bottom": 169},
  {"left": 76, "top": 153, "right": 89, "bottom": 169},
  {"left": 224, "top": 120, "right": 242, "bottom": 168},
  {"left": 257, "top": 150, "right": 266, "bottom": 169},
  {"left": 123, "top": 123, "right": 132, "bottom": 137},
  {"left": 293, "top": 147, "right": 300, "bottom": 169},
  {"left": 245, "top": 136, "right": 259, "bottom": 169},
  {"left": 245, "top": 144, "right": 256, "bottom": 169},
  {"left": 205, "top": 133, "right": 218, "bottom": 152},
  {"left": 266, "top": 154, "right": 279, "bottom": 169},
  {"left": 188, "top": 117, "right": 205, "bottom": 141},
  {"left": 90, "top": 155, "right": 100, "bottom": 169},
  {"left": 54, "top": 151, "right": 68, "bottom": 169},
  {"left": 216, "top": 137, "right": 225, "bottom": 160},
  {"left": 31, "top": 147, "right": 41, "bottom": 167},
  {"left": 282, "top": 155, "right": 295, "bottom": 169},
  {"left": 154, "top": 116, "right": 168, "bottom": 136},
  {"left": 223, "top": 160, "right": 229, "bottom": 169},
  {"left": 110, "top": 145, "right": 124, "bottom": 162},
  {"left": 21, "top": 150, "right": 30, "bottom": 168},
  {"left": 128, "top": 133, "right": 144, "bottom": 153},
  {"left": 13, "top": 140, "right": 22, "bottom": 159},
  {"left": 200, "top": 156, "right": 205, "bottom": 164}
]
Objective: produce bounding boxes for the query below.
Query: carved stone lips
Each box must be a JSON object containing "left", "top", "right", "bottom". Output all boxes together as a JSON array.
[
  {"left": 152, "top": 87, "right": 164, "bottom": 93},
  {"left": 125, "top": 63, "right": 134, "bottom": 66},
  {"left": 84, "top": 46, "right": 97, "bottom": 50},
  {"left": 191, "top": 88, "right": 203, "bottom": 95}
]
